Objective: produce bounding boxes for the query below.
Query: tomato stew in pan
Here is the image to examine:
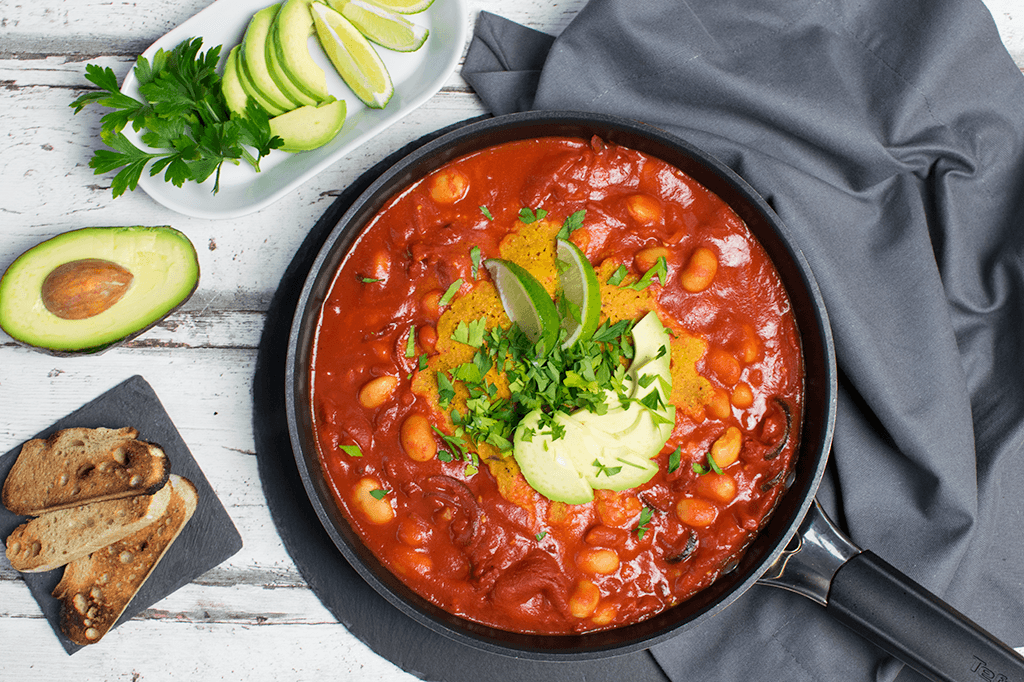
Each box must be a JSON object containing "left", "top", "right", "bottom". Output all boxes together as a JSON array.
[{"left": 308, "top": 136, "right": 803, "bottom": 635}]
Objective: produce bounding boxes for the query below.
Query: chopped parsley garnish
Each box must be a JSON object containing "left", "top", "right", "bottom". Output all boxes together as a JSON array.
[
  {"left": 535, "top": 531, "right": 548, "bottom": 541},
  {"left": 470, "top": 246, "right": 483, "bottom": 278},
  {"left": 556, "top": 210, "right": 587, "bottom": 239},
  {"left": 693, "top": 451, "right": 723, "bottom": 476},
  {"left": 452, "top": 318, "right": 488, "bottom": 348},
  {"left": 607, "top": 265, "right": 629, "bottom": 286},
  {"left": 439, "top": 279, "right": 463, "bottom": 307},
  {"left": 338, "top": 444, "right": 362, "bottom": 457},
  {"left": 668, "top": 446, "right": 682, "bottom": 473},
  {"left": 432, "top": 315, "right": 639, "bottom": 464},
  {"left": 432, "top": 425, "right": 481, "bottom": 477},
  {"left": 519, "top": 207, "right": 548, "bottom": 224},
  {"left": 405, "top": 325, "right": 417, "bottom": 358},
  {"left": 359, "top": 276, "right": 381, "bottom": 283},
  {"left": 625, "top": 256, "right": 669, "bottom": 291},
  {"left": 368, "top": 489, "right": 390, "bottom": 500},
  {"left": 635, "top": 507, "right": 655, "bottom": 539},
  {"left": 480, "top": 206, "right": 494, "bottom": 221},
  {"left": 593, "top": 459, "right": 623, "bottom": 477}
]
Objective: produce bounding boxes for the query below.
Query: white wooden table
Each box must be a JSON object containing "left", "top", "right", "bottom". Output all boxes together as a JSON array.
[{"left": 2, "top": 1, "right": 1022, "bottom": 679}]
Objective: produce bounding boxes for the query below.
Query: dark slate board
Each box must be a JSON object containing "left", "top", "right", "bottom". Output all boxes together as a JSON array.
[
  {"left": 0, "top": 375, "right": 243, "bottom": 654},
  {"left": 252, "top": 119, "right": 670, "bottom": 682}
]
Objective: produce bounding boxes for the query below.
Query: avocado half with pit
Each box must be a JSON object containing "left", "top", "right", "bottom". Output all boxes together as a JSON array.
[{"left": 0, "top": 226, "right": 200, "bottom": 355}]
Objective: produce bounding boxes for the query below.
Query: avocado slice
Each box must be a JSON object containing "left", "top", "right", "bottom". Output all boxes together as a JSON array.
[
  {"left": 269, "top": 98, "right": 346, "bottom": 151},
  {"left": 235, "top": 47, "right": 289, "bottom": 116},
  {"left": 221, "top": 46, "right": 251, "bottom": 118},
  {"left": 273, "top": 0, "right": 331, "bottom": 102},
  {"left": 242, "top": 5, "right": 302, "bottom": 111},
  {"left": 0, "top": 226, "right": 199, "bottom": 355},
  {"left": 511, "top": 312, "right": 676, "bottom": 504},
  {"left": 266, "top": 18, "right": 319, "bottom": 106},
  {"left": 513, "top": 410, "right": 595, "bottom": 505}
]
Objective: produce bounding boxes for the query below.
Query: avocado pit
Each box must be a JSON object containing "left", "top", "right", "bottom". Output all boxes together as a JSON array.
[{"left": 42, "top": 259, "right": 134, "bottom": 320}]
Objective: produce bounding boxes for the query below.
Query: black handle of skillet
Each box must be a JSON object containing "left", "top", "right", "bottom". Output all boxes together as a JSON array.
[
  {"left": 761, "top": 503, "right": 1024, "bottom": 682},
  {"left": 826, "top": 551, "right": 1024, "bottom": 682}
]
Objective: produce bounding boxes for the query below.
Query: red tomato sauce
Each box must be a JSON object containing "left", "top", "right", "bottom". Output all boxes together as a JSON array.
[{"left": 309, "top": 136, "right": 803, "bottom": 634}]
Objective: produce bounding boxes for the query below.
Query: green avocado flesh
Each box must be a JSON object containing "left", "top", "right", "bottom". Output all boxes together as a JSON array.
[
  {"left": 269, "top": 98, "right": 346, "bottom": 151},
  {"left": 274, "top": 0, "right": 331, "bottom": 102},
  {"left": 242, "top": 4, "right": 299, "bottom": 112},
  {"left": 0, "top": 226, "right": 199, "bottom": 354},
  {"left": 512, "top": 312, "right": 676, "bottom": 504}
]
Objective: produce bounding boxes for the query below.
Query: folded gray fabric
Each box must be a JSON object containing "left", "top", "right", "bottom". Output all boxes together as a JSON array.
[
  {"left": 462, "top": 12, "right": 555, "bottom": 115},
  {"left": 462, "top": 2, "right": 1024, "bottom": 681}
]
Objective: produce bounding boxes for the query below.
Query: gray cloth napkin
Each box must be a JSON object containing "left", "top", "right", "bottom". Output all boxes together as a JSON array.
[{"left": 462, "top": 2, "right": 1024, "bottom": 681}]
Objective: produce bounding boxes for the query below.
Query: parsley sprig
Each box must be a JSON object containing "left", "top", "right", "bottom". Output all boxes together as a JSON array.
[
  {"left": 436, "top": 317, "right": 638, "bottom": 462},
  {"left": 70, "top": 37, "right": 282, "bottom": 197}
]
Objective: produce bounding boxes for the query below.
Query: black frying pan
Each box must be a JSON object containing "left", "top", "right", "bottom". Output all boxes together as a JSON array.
[{"left": 284, "top": 111, "right": 1024, "bottom": 682}]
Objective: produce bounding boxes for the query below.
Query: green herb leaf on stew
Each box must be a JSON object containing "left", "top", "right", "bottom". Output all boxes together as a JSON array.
[
  {"left": 536, "top": 531, "right": 548, "bottom": 541},
  {"left": 556, "top": 209, "right": 587, "bottom": 240},
  {"left": 607, "top": 265, "right": 629, "bottom": 286},
  {"left": 369, "top": 489, "right": 390, "bottom": 500},
  {"left": 692, "top": 451, "right": 723, "bottom": 476},
  {"left": 519, "top": 207, "right": 548, "bottom": 224},
  {"left": 471, "top": 245, "right": 483, "bottom": 278},
  {"left": 338, "top": 444, "right": 363, "bottom": 457},
  {"left": 439, "top": 279, "right": 464, "bottom": 307},
  {"left": 359, "top": 276, "right": 382, "bottom": 283},
  {"left": 452, "top": 317, "right": 487, "bottom": 348},
  {"left": 625, "top": 256, "right": 669, "bottom": 291},
  {"left": 405, "top": 325, "right": 417, "bottom": 358},
  {"left": 480, "top": 206, "right": 494, "bottom": 221},
  {"left": 636, "top": 507, "right": 655, "bottom": 539},
  {"left": 668, "top": 446, "right": 682, "bottom": 473}
]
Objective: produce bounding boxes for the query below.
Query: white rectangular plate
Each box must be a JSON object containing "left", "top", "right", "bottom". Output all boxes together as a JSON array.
[{"left": 121, "top": 0, "right": 467, "bottom": 219}]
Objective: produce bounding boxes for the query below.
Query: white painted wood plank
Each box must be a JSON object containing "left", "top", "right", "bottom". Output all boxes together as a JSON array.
[
  {"left": 0, "top": 618, "right": 416, "bottom": 682},
  {"left": 0, "top": 0, "right": 588, "bottom": 55},
  {"left": 0, "top": 0, "right": 1021, "bottom": 680}
]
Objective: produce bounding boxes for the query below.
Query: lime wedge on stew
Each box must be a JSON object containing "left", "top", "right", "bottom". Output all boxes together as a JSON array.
[
  {"left": 485, "top": 258, "right": 560, "bottom": 353},
  {"left": 555, "top": 238, "right": 601, "bottom": 348},
  {"left": 311, "top": 1, "right": 394, "bottom": 108},
  {"left": 361, "top": 0, "right": 434, "bottom": 14},
  {"left": 341, "top": 0, "right": 429, "bottom": 52}
]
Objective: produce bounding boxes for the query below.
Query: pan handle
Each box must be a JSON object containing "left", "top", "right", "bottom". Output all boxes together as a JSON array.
[{"left": 760, "top": 501, "right": 1024, "bottom": 682}]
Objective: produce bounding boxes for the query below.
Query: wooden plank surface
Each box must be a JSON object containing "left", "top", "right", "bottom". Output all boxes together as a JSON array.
[{"left": 1, "top": 0, "right": 1021, "bottom": 680}]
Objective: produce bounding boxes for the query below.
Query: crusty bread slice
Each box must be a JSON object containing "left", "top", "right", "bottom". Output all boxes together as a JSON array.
[
  {"left": 5, "top": 483, "right": 172, "bottom": 572},
  {"left": 52, "top": 474, "right": 197, "bottom": 645},
  {"left": 2, "top": 427, "right": 169, "bottom": 516}
]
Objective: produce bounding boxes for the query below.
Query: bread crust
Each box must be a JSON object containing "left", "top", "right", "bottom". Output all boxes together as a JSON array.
[
  {"left": 52, "top": 474, "right": 198, "bottom": 645},
  {"left": 2, "top": 427, "right": 170, "bottom": 515},
  {"left": 5, "top": 483, "right": 172, "bottom": 572}
]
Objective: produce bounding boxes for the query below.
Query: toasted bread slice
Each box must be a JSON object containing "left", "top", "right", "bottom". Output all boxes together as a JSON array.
[
  {"left": 2, "top": 427, "right": 169, "bottom": 516},
  {"left": 52, "top": 474, "right": 197, "bottom": 645},
  {"left": 5, "top": 483, "right": 172, "bottom": 572}
]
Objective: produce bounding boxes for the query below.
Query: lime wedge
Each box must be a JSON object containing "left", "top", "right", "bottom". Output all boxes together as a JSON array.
[
  {"left": 484, "top": 258, "right": 560, "bottom": 354},
  {"left": 339, "top": 0, "right": 429, "bottom": 52},
  {"left": 555, "top": 238, "right": 601, "bottom": 348},
  {"left": 310, "top": 1, "right": 394, "bottom": 108},
  {"left": 360, "top": 0, "right": 434, "bottom": 14}
]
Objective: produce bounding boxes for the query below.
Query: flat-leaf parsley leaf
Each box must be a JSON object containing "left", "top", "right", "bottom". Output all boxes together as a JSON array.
[{"left": 70, "top": 37, "right": 282, "bottom": 197}]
